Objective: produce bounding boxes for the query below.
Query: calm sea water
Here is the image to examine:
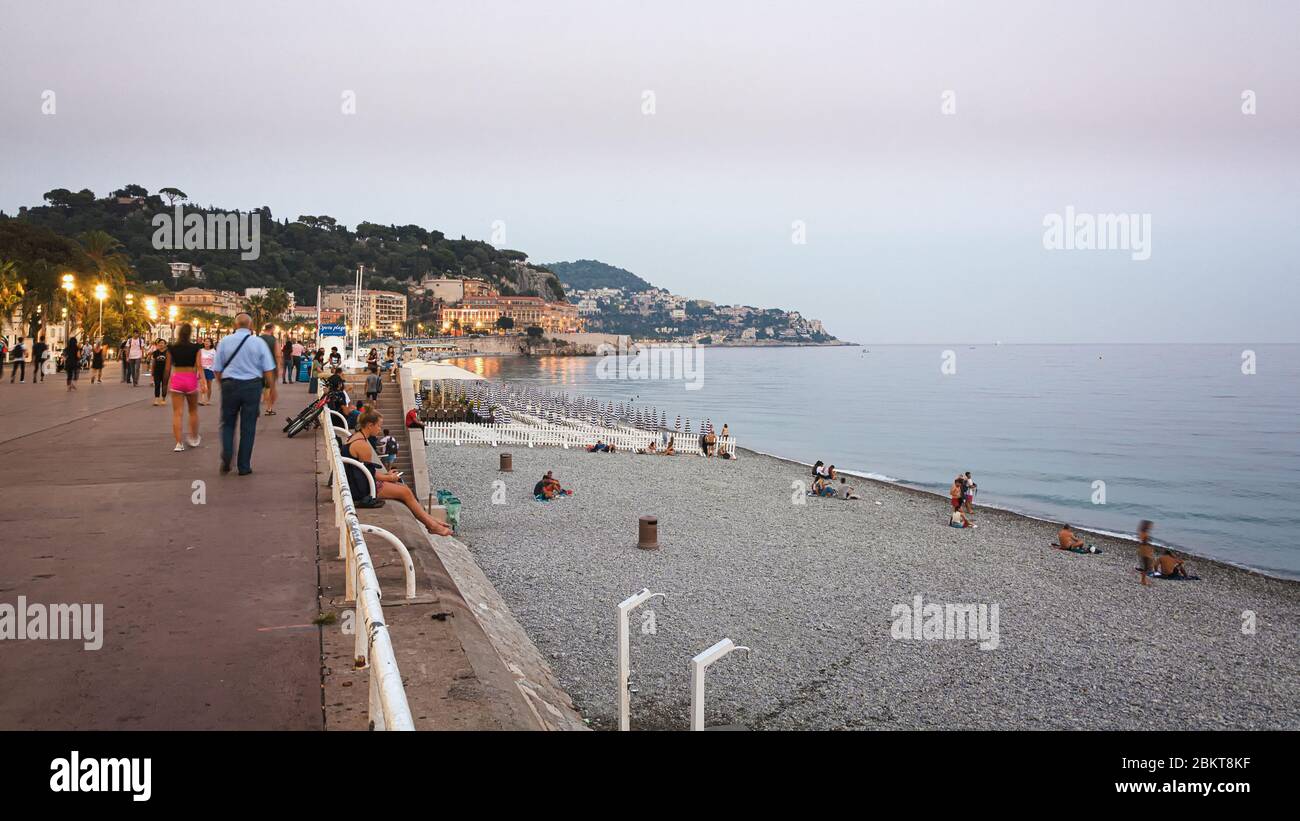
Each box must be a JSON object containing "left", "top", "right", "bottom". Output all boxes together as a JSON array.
[{"left": 446, "top": 345, "right": 1300, "bottom": 579}]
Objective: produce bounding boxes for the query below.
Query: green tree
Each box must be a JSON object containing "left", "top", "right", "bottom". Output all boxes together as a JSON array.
[{"left": 158, "top": 187, "right": 189, "bottom": 206}]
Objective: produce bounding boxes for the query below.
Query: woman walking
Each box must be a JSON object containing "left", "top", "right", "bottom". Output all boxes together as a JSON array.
[
  {"left": 308, "top": 349, "right": 324, "bottom": 394},
  {"left": 199, "top": 337, "right": 216, "bottom": 405},
  {"left": 149, "top": 338, "right": 168, "bottom": 405},
  {"left": 280, "top": 336, "right": 293, "bottom": 384},
  {"left": 166, "top": 323, "right": 203, "bottom": 451},
  {"left": 63, "top": 337, "right": 80, "bottom": 391},
  {"left": 90, "top": 342, "right": 105, "bottom": 383}
]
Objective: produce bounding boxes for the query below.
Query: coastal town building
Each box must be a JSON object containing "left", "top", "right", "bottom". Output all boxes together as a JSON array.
[
  {"left": 322, "top": 288, "right": 408, "bottom": 335},
  {"left": 168, "top": 261, "right": 205, "bottom": 281},
  {"left": 156, "top": 287, "right": 242, "bottom": 317},
  {"left": 439, "top": 295, "right": 582, "bottom": 335}
]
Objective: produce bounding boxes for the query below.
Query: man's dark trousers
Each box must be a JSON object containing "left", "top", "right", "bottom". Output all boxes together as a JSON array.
[{"left": 220, "top": 377, "right": 263, "bottom": 473}]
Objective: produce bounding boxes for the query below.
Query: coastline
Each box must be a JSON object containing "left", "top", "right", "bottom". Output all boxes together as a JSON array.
[
  {"left": 425, "top": 438, "right": 1300, "bottom": 730},
  {"left": 742, "top": 446, "right": 1300, "bottom": 585}
]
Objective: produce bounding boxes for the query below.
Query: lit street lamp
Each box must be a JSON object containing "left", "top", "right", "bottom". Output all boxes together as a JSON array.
[
  {"left": 61, "top": 274, "right": 75, "bottom": 340},
  {"left": 94, "top": 283, "right": 108, "bottom": 341}
]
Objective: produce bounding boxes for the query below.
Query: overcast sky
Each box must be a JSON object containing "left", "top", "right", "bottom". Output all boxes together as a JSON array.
[{"left": 2, "top": 0, "right": 1297, "bottom": 343}]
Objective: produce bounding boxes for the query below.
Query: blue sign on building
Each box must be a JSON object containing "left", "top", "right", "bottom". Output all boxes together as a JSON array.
[{"left": 319, "top": 323, "right": 346, "bottom": 336}]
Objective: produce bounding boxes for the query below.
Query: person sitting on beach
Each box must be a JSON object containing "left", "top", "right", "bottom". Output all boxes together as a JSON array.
[
  {"left": 663, "top": 436, "right": 675, "bottom": 455},
  {"left": 813, "top": 461, "right": 827, "bottom": 480},
  {"left": 949, "top": 508, "right": 975, "bottom": 528},
  {"left": 588, "top": 440, "right": 610, "bottom": 452},
  {"left": 1058, "top": 524, "right": 1085, "bottom": 550},
  {"left": 837, "top": 477, "right": 860, "bottom": 500},
  {"left": 533, "top": 477, "right": 555, "bottom": 499},
  {"left": 639, "top": 440, "right": 658, "bottom": 455},
  {"left": 543, "top": 471, "right": 572, "bottom": 497},
  {"left": 1155, "top": 548, "right": 1189, "bottom": 578}
]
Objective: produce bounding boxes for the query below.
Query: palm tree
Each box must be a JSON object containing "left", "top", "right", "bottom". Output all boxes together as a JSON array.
[
  {"left": 242, "top": 294, "right": 268, "bottom": 330},
  {"left": 263, "top": 288, "right": 291, "bottom": 323},
  {"left": 0, "top": 259, "right": 23, "bottom": 323}
]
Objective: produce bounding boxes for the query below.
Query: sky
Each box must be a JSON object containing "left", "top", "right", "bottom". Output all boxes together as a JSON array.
[{"left": 1, "top": 0, "right": 1297, "bottom": 343}]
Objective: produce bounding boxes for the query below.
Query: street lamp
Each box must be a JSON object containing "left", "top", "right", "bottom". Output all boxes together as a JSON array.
[
  {"left": 94, "top": 283, "right": 107, "bottom": 341},
  {"left": 167, "top": 304, "right": 178, "bottom": 339},
  {"left": 61, "top": 274, "right": 75, "bottom": 339}
]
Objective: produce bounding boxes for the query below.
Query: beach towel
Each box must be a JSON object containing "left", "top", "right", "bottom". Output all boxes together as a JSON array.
[{"left": 1050, "top": 542, "right": 1102, "bottom": 554}]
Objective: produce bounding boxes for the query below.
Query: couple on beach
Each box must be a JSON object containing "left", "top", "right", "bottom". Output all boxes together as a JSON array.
[{"left": 949, "top": 473, "right": 977, "bottom": 528}]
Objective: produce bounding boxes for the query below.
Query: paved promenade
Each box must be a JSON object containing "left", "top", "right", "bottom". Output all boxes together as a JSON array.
[{"left": 0, "top": 372, "right": 322, "bottom": 729}]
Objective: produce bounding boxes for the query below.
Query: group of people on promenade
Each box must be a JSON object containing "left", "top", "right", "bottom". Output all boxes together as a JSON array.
[{"left": 2, "top": 334, "right": 110, "bottom": 390}]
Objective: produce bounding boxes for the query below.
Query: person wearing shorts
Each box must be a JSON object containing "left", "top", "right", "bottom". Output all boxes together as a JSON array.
[
  {"left": 166, "top": 324, "right": 204, "bottom": 452},
  {"left": 199, "top": 337, "right": 217, "bottom": 406}
]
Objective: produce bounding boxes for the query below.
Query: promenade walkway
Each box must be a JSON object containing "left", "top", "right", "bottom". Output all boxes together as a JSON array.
[{"left": 0, "top": 373, "right": 321, "bottom": 729}]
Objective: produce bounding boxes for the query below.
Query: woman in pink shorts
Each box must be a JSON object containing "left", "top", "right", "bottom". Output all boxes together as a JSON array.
[{"left": 166, "top": 323, "right": 205, "bottom": 453}]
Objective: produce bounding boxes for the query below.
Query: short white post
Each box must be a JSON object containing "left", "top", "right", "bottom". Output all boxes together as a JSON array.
[
  {"left": 689, "top": 638, "right": 751, "bottom": 731},
  {"left": 617, "top": 588, "right": 664, "bottom": 731}
]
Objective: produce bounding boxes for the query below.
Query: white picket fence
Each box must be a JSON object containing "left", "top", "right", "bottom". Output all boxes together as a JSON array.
[{"left": 423, "top": 420, "right": 735, "bottom": 457}]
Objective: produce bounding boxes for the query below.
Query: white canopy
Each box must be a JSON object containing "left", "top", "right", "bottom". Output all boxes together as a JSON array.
[{"left": 404, "top": 361, "right": 485, "bottom": 381}]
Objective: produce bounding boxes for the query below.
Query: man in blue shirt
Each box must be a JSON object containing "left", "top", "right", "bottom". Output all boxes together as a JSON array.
[{"left": 213, "top": 312, "right": 278, "bottom": 475}]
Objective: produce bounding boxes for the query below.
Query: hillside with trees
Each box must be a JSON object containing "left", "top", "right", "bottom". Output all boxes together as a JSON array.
[
  {"left": 2, "top": 185, "right": 565, "bottom": 304},
  {"left": 544, "top": 259, "right": 652, "bottom": 292}
]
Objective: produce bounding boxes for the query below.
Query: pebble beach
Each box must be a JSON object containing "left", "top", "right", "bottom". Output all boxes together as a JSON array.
[{"left": 426, "top": 443, "right": 1300, "bottom": 730}]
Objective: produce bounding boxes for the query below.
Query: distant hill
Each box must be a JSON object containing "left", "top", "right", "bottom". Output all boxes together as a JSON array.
[{"left": 544, "top": 259, "right": 652, "bottom": 292}]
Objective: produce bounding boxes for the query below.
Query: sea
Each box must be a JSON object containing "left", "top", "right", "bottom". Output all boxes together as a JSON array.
[{"left": 445, "top": 344, "right": 1300, "bottom": 579}]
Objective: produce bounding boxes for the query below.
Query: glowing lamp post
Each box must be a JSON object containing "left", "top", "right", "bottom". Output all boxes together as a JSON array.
[
  {"left": 94, "top": 283, "right": 108, "bottom": 341},
  {"left": 61, "top": 274, "right": 75, "bottom": 339}
]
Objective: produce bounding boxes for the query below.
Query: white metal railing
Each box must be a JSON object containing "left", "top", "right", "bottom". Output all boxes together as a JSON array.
[
  {"left": 321, "top": 407, "right": 415, "bottom": 731},
  {"left": 423, "top": 420, "right": 736, "bottom": 457}
]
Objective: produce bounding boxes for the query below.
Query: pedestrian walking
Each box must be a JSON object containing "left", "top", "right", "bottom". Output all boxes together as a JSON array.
[
  {"left": 149, "top": 339, "right": 168, "bottom": 405},
  {"left": 90, "top": 342, "right": 105, "bottom": 383},
  {"left": 281, "top": 336, "right": 294, "bottom": 384},
  {"left": 63, "top": 337, "right": 80, "bottom": 391},
  {"left": 8, "top": 336, "right": 26, "bottom": 383},
  {"left": 214, "top": 312, "right": 277, "bottom": 475},
  {"left": 259, "top": 323, "right": 281, "bottom": 415},
  {"left": 166, "top": 323, "right": 204, "bottom": 452},
  {"left": 31, "top": 336, "right": 48, "bottom": 383},
  {"left": 127, "top": 332, "right": 145, "bottom": 386}
]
